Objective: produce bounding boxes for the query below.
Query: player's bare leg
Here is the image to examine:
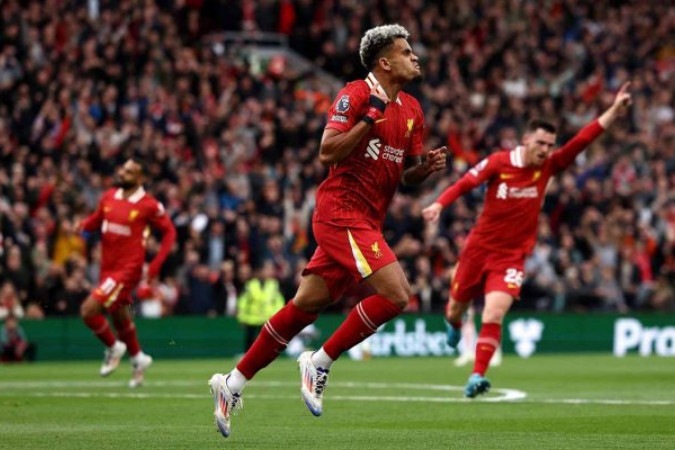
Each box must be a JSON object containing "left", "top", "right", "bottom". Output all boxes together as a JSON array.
[
  {"left": 292, "top": 274, "right": 335, "bottom": 313},
  {"left": 365, "top": 261, "right": 412, "bottom": 309},
  {"left": 445, "top": 299, "right": 470, "bottom": 350}
]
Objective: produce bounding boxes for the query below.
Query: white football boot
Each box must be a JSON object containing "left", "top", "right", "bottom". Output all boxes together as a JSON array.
[
  {"left": 129, "top": 352, "right": 153, "bottom": 388},
  {"left": 208, "top": 374, "right": 243, "bottom": 438},
  {"left": 100, "top": 341, "right": 127, "bottom": 377},
  {"left": 298, "top": 351, "right": 330, "bottom": 416}
]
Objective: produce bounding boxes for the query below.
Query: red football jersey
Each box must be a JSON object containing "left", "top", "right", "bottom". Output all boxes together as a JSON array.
[
  {"left": 81, "top": 188, "right": 174, "bottom": 279},
  {"left": 313, "top": 73, "right": 425, "bottom": 228},
  {"left": 437, "top": 120, "right": 604, "bottom": 255}
]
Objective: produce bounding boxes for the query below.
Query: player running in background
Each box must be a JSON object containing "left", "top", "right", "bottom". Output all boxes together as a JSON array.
[
  {"left": 208, "top": 23, "right": 447, "bottom": 438},
  {"left": 78, "top": 157, "right": 176, "bottom": 388},
  {"left": 423, "top": 83, "right": 632, "bottom": 397}
]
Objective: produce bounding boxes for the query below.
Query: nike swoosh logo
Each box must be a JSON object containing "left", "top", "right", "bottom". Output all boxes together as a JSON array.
[{"left": 500, "top": 173, "right": 516, "bottom": 179}]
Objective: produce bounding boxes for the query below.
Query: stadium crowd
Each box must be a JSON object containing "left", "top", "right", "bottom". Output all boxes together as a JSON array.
[{"left": 0, "top": 0, "right": 673, "bottom": 321}]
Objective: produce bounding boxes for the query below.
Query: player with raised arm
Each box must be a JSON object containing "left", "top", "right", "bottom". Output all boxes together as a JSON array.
[
  {"left": 208, "top": 24, "right": 447, "bottom": 438},
  {"left": 423, "top": 83, "right": 632, "bottom": 397},
  {"left": 78, "top": 157, "right": 176, "bottom": 388}
]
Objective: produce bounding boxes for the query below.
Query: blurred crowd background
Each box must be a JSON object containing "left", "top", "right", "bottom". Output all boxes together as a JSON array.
[{"left": 0, "top": 0, "right": 673, "bottom": 322}]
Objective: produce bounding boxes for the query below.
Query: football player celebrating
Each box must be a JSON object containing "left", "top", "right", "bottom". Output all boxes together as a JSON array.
[
  {"left": 79, "top": 157, "right": 176, "bottom": 388},
  {"left": 423, "top": 83, "right": 632, "bottom": 397},
  {"left": 208, "top": 23, "right": 447, "bottom": 438}
]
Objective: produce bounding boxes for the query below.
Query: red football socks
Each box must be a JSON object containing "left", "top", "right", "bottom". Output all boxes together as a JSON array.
[
  {"left": 473, "top": 322, "right": 502, "bottom": 376},
  {"left": 83, "top": 314, "right": 116, "bottom": 347},
  {"left": 113, "top": 318, "right": 141, "bottom": 357},
  {"left": 237, "top": 301, "right": 318, "bottom": 380},
  {"left": 323, "top": 294, "right": 402, "bottom": 360}
]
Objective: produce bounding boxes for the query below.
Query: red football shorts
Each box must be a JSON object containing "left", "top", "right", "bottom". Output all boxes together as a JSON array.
[
  {"left": 303, "top": 221, "right": 398, "bottom": 300},
  {"left": 91, "top": 271, "right": 140, "bottom": 312},
  {"left": 451, "top": 244, "right": 525, "bottom": 303}
]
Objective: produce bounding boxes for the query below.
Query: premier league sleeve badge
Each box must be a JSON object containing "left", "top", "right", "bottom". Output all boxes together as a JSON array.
[{"left": 336, "top": 95, "right": 350, "bottom": 113}]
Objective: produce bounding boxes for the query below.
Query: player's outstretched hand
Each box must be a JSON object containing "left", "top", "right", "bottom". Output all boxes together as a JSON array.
[
  {"left": 425, "top": 146, "right": 448, "bottom": 174},
  {"left": 599, "top": 81, "right": 633, "bottom": 129},
  {"left": 612, "top": 82, "right": 632, "bottom": 112},
  {"left": 422, "top": 202, "right": 443, "bottom": 224}
]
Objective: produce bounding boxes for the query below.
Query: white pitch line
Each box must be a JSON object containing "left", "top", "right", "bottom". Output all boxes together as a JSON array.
[
  {"left": 1, "top": 391, "right": 674, "bottom": 406},
  {"left": 0, "top": 391, "right": 516, "bottom": 403},
  {"left": 537, "top": 398, "right": 675, "bottom": 406},
  {"left": 0, "top": 379, "right": 523, "bottom": 402},
  {"left": 1, "top": 380, "right": 674, "bottom": 405}
]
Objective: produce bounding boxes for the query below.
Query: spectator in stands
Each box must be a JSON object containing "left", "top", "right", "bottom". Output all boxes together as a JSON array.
[
  {"left": 0, "top": 0, "right": 671, "bottom": 318},
  {"left": 1, "top": 314, "right": 36, "bottom": 362},
  {"left": 0, "top": 281, "right": 23, "bottom": 320},
  {"left": 236, "top": 259, "right": 285, "bottom": 352}
]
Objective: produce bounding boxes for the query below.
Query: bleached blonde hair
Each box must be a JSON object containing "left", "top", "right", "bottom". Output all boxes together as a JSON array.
[{"left": 359, "top": 24, "right": 410, "bottom": 70}]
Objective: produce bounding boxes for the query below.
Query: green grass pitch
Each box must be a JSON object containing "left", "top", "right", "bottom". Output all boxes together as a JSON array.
[{"left": 1, "top": 354, "right": 674, "bottom": 449}]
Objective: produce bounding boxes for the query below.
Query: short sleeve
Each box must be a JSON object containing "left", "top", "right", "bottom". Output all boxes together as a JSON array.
[
  {"left": 146, "top": 198, "right": 167, "bottom": 225},
  {"left": 325, "top": 83, "right": 368, "bottom": 133},
  {"left": 153, "top": 201, "right": 166, "bottom": 217},
  {"left": 468, "top": 155, "right": 499, "bottom": 184}
]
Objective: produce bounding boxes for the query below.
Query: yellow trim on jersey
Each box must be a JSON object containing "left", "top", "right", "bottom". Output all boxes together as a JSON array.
[
  {"left": 103, "top": 283, "right": 125, "bottom": 308},
  {"left": 347, "top": 230, "right": 372, "bottom": 278}
]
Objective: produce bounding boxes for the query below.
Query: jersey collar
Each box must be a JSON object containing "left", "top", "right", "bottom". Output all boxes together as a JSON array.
[
  {"left": 509, "top": 146, "right": 526, "bottom": 168},
  {"left": 114, "top": 187, "right": 146, "bottom": 203},
  {"left": 365, "top": 72, "right": 402, "bottom": 105}
]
